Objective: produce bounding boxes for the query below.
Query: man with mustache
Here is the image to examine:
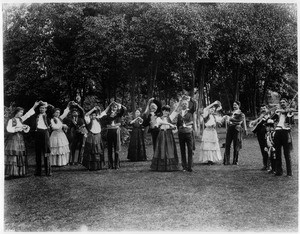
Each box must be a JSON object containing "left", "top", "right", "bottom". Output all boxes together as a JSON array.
[{"left": 271, "top": 98, "right": 295, "bottom": 176}]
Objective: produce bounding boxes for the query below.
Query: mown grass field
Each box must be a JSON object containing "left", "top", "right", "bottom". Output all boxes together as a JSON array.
[{"left": 4, "top": 128, "right": 298, "bottom": 232}]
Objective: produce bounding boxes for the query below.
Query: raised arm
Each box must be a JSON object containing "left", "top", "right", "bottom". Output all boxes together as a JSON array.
[
  {"left": 84, "top": 107, "right": 97, "bottom": 124},
  {"left": 21, "top": 100, "right": 40, "bottom": 122},
  {"left": 143, "top": 98, "right": 154, "bottom": 115},
  {"left": 76, "top": 103, "right": 85, "bottom": 116},
  {"left": 60, "top": 101, "right": 72, "bottom": 120},
  {"left": 115, "top": 102, "right": 127, "bottom": 117}
]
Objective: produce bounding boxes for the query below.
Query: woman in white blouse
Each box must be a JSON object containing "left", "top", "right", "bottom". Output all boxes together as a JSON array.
[
  {"left": 82, "top": 106, "right": 107, "bottom": 170},
  {"left": 150, "top": 105, "right": 179, "bottom": 171},
  {"left": 5, "top": 101, "right": 40, "bottom": 178},
  {"left": 49, "top": 103, "right": 71, "bottom": 167},
  {"left": 199, "top": 101, "right": 223, "bottom": 165}
]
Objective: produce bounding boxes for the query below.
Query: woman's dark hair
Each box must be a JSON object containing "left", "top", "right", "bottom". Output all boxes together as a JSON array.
[
  {"left": 161, "top": 105, "right": 171, "bottom": 112},
  {"left": 12, "top": 107, "right": 24, "bottom": 118},
  {"left": 234, "top": 101, "right": 241, "bottom": 107},
  {"left": 52, "top": 108, "right": 61, "bottom": 124},
  {"left": 107, "top": 103, "right": 120, "bottom": 116},
  {"left": 53, "top": 108, "right": 61, "bottom": 116}
]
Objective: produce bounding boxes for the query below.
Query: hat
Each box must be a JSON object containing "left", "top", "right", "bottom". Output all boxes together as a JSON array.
[{"left": 264, "top": 119, "right": 274, "bottom": 127}]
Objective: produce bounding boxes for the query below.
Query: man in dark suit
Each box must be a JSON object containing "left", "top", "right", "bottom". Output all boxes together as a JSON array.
[
  {"left": 223, "top": 101, "right": 246, "bottom": 165},
  {"left": 29, "top": 101, "right": 53, "bottom": 176},
  {"left": 65, "top": 104, "right": 86, "bottom": 165},
  {"left": 249, "top": 104, "right": 270, "bottom": 170},
  {"left": 271, "top": 98, "right": 295, "bottom": 176},
  {"left": 170, "top": 99, "right": 194, "bottom": 172},
  {"left": 142, "top": 98, "right": 162, "bottom": 154}
]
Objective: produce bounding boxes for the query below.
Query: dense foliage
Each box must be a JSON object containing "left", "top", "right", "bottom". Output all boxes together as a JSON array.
[{"left": 3, "top": 2, "right": 297, "bottom": 116}]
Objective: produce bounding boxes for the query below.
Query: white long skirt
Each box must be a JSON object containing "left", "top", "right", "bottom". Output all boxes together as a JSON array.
[
  {"left": 50, "top": 129, "right": 70, "bottom": 166},
  {"left": 199, "top": 127, "right": 222, "bottom": 163}
]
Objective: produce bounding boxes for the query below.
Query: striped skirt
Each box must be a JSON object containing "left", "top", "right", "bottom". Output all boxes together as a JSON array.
[
  {"left": 82, "top": 132, "right": 104, "bottom": 171},
  {"left": 5, "top": 132, "right": 27, "bottom": 177}
]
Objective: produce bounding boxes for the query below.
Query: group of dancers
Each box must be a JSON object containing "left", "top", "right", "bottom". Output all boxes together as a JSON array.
[{"left": 4, "top": 94, "right": 295, "bottom": 178}]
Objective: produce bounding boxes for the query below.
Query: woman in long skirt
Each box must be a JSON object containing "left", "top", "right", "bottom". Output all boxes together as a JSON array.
[
  {"left": 49, "top": 103, "right": 71, "bottom": 166},
  {"left": 199, "top": 101, "right": 222, "bottom": 165},
  {"left": 127, "top": 108, "right": 147, "bottom": 161},
  {"left": 82, "top": 106, "right": 106, "bottom": 170},
  {"left": 5, "top": 101, "right": 39, "bottom": 178},
  {"left": 150, "top": 105, "right": 179, "bottom": 171}
]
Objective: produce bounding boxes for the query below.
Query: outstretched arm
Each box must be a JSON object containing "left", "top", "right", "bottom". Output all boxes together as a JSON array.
[
  {"left": 21, "top": 100, "right": 40, "bottom": 122},
  {"left": 143, "top": 97, "right": 154, "bottom": 115},
  {"left": 60, "top": 101, "right": 72, "bottom": 120},
  {"left": 115, "top": 102, "right": 127, "bottom": 117}
]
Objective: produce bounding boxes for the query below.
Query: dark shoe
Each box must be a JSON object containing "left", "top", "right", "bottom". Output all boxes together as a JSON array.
[
  {"left": 34, "top": 173, "right": 42, "bottom": 176},
  {"left": 261, "top": 166, "right": 267, "bottom": 171},
  {"left": 232, "top": 162, "right": 238, "bottom": 165},
  {"left": 287, "top": 173, "right": 292, "bottom": 177},
  {"left": 187, "top": 169, "right": 193, "bottom": 172}
]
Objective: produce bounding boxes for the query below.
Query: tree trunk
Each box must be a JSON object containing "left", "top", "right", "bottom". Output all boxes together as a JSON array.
[
  {"left": 147, "top": 55, "right": 158, "bottom": 99},
  {"left": 252, "top": 70, "right": 258, "bottom": 117},
  {"left": 130, "top": 71, "right": 136, "bottom": 112},
  {"left": 223, "top": 82, "right": 232, "bottom": 112},
  {"left": 191, "top": 69, "right": 195, "bottom": 98},
  {"left": 262, "top": 72, "right": 271, "bottom": 106},
  {"left": 234, "top": 63, "right": 241, "bottom": 101},
  {"left": 196, "top": 59, "right": 206, "bottom": 137},
  {"left": 121, "top": 85, "right": 125, "bottom": 106},
  {"left": 81, "top": 77, "right": 87, "bottom": 107},
  {"left": 152, "top": 59, "right": 158, "bottom": 97}
]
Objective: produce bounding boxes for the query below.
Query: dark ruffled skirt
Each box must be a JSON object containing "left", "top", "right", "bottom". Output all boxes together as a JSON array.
[
  {"left": 82, "top": 132, "right": 104, "bottom": 171},
  {"left": 150, "top": 129, "right": 179, "bottom": 171},
  {"left": 5, "top": 132, "right": 27, "bottom": 177},
  {"left": 127, "top": 127, "right": 147, "bottom": 161}
]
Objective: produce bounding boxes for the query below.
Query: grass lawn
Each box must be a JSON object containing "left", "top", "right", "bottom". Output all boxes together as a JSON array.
[{"left": 4, "top": 128, "right": 298, "bottom": 232}]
